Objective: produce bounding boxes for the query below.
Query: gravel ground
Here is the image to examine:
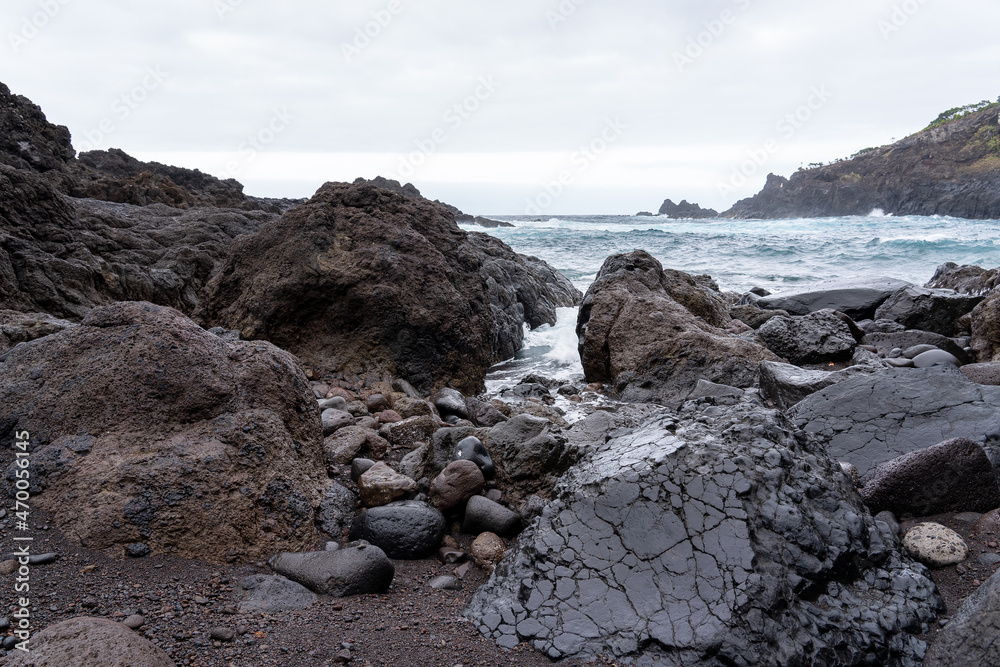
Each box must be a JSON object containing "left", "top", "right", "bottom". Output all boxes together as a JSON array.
[{"left": 0, "top": 506, "right": 610, "bottom": 667}]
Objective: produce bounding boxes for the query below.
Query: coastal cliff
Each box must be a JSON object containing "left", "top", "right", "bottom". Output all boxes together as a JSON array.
[{"left": 725, "top": 102, "right": 1000, "bottom": 220}]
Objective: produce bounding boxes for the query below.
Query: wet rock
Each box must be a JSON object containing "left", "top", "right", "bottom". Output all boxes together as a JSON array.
[
  {"left": 429, "top": 460, "right": 485, "bottom": 511},
  {"left": 756, "top": 309, "right": 857, "bottom": 364},
  {"left": 238, "top": 574, "right": 318, "bottom": 613},
  {"left": 873, "top": 286, "right": 984, "bottom": 336},
  {"left": 464, "top": 396, "right": 508, "bottom": 427},
  {"left": 686, "top": 379, "right": 743, "bottom": 402},
  {"left": 903, "top": 523, "right": 969, "bottom": 567},
  {"left": 758, "top": 359, "right": 885, "bottom": 410},
  {"left": 349, "top": 500, "right": 445, "bottom": 559},
  {"left": 268, "top": 543, "right": 395, "bottom": 597},
  {"left": 462, "top": 496, "right": 521, "bottom": 538},
  {"left": 925, "top": 565, "right": 1000, "bottom": 665},
  {"left": 789, "top": 366, "right": 1000, "bottom": 474},
  {"left": 431, "top": 388, "right": 468, "bottom": 420},
  {"left": 358, "top": 462, "right": 418, "bottom": 508},
  {"left": 467, "top": 398, "right": 940, "bottom": 664},
  {"left": 452, "top": 436, "right": 496, "bottom": 479},
  {"left": 3, "top": 616, "right": 173, "bottom": 666},
  {"left": 350, "top": 458, "right": 376, "bottom": 483},
  {"left": 859, "top": 438, "right": 1000, "bottom": 517},
  {"left": 0, "top": 302, "right": 326, "bottom": 563},
  {"left": 755, "top": 276, "right": 912, "bottom": 320}
]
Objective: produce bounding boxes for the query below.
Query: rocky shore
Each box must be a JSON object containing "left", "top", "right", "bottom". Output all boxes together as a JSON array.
[{"left": 5, "top": 82, "right": 1000, "bottom": 667}]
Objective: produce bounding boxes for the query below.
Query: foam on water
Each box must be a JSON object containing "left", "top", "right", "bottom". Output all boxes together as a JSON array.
[{"left": 467, "top": 213, "right": 1000, "bottom": 421}]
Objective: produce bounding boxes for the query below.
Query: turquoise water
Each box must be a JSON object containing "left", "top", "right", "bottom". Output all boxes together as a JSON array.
[{"left": 465, "top": 214, "right": 1000, "bottom": 409}]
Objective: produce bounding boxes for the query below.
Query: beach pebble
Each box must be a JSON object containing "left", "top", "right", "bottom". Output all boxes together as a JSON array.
[
  {"left": 432, "top": 388, "right": 469, "bottom": 420},
  {"left": 318, "top": 396, "right": 348, "bottom": 411},
  {"left": 885, "top": 357, "right": 915, "bottom": 368},
  {"left": 365, "top": 393, "right": 391, "bottom": 413},
  {"left": 470, "top": 532, "right": 506, "bottom": 571},
  {"left": 912, "top": 349, "right": 961, "bottom": 368},
  {"left": 428, "top": 575, "right": 462, "bottom": 591},
  {"left": 324, "top": 426, "right": 368, "bottom": 466},
  {"left": 238, "top": 575, "right": 318, "bottom": 613},
  {"left": 122, "top": 615, "right": 145, "bottom": 630},
  {"left": 903, "top": 523, "right": 969, "bottom": 567},
  {"left": 209, "top": 626, "right": 236, "bottom": 642},
  {"left": 351, "top": 458, "right": 376, "bottom": 482},
  {"left": 322, "top": 409, "right": 355, "bottom": 436},
  {"left": 903, "top": 344, "right": 938, "bottom": 359},
  {"left": 268, "top": 545, "right": 395, "bottom": 597}
]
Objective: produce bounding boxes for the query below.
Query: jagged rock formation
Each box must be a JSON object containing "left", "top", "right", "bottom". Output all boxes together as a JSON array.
[
  {"left": 467, "top": 396, "right": 941, "bottom": 664},
  {"left": 726, "top": 105, "right": 1000, "bottom": 220},
  {"left": 658, "top": 198, "right": 719, "bottom": 219}
]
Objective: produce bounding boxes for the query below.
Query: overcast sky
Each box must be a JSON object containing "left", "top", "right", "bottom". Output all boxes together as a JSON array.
[{"left": 3, "top": 0, "right": 998, "bottom": 214}]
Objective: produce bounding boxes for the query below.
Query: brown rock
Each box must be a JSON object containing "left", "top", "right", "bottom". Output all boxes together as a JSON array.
[
  {"left": 3, "top": 616, "right": 173, "bottom": 666},
  {"left": 358, "top": 462, "right": 418, "bottom": 507},
  {"left": 363, "top": 431, "right": 389, "bottom": 460},
  {"left": 429, "top": 460, "right": 485, "bottom": 511},
  {"left": 961, "top": 362, "right": 1000, "bottom": 385},
  {"left": 0, "top": 302, "right": 325, "bottom": 563},
  {"left": 324, "top": 427, "right": 369, "bottom": 465},
  {"left": 392, "top": 397, "right": 433, "bottom": 419},
  {"left": 471, "top": 532, "right": 506, "bottom": 572},
  {"left": 382, "top": 415, "right": 439, "bottom": 450},
  {"left": 0, "top": 310, "right": 75, "bottom": 353},
  {"left": 378, "top": 409, "right": 403, "bottom": 424},
  {"left": 577, "top": 251, "right": 777, "bottom": 404},
  {"left": 365, "top": 393, "right": 391, "bottom": 413}
]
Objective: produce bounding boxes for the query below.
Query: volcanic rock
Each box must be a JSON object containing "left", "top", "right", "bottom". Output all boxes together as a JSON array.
[
  {"left": 268, "top": 544, "right": 395, "bottom": 597},
  {"left": 3, "top": 616, "right": 173, "bottom": 667}
]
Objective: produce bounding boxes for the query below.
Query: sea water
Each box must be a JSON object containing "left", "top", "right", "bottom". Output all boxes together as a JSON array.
[{"left": 463, "top": 214, "right": 1000, "bottom": 410}]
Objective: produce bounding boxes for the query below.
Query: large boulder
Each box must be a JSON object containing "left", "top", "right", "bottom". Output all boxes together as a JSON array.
[
  {"left": 485, "top": 415, "right": 577, "bottom": 500},
  {"left": 349, "top": 500, "right": 445, "bottom": 559},
  {"left": 789, "top": 366, "right": 1000, "bottom": 475},
  {"left": 755, "top": 277, "right": 912, "bottom": 320},
  {"left": 925, "top": 566, "right": 1000, "bottom": 666},
  {"left": 756, "top": 310, "right": 857, "bottom": 364},
  {"left": 3, "top": 616, "right": 173, "bottom": 667},
  {"left": 925, "top": 261, "right": 1000, "bottom": 295},
  {"left": 467, "top": 398, "right": 941, "bottom": 663},
  {"left": 197, "top": 181, "right": 579, "bottom": 394},
  {"left": 873, "top": 286, "right": 983, "bottom": 336},
  {"left": 576, "top": 251, "right": 776, "bottom": 404},
  {"left": 859, "top": 438, "right": 1000, "bottom": 517},
  {"left": 0, "top": 301, "right": 327, "bottom": 562},
  {"left": 268, "top": 544, "right": 395, "bottom": 597}
]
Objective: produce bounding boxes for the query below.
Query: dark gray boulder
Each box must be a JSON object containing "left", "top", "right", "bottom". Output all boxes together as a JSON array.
[
  {"left": 267, "top": 543, "right": 394, "bottom": 597},
  {"left": 486, "top": 414, "right": 577, "bottom": 500},
  {"left": 873, "top": 286, "right": 983, "bottom": 336},
  {"left": 756, "top": 277, "right": 912, "bottom": 320},
  {"left": 859, "top": 438, "right": 1000, "bottom": 517},
  {"left": 759, "top": 360, "right": 885, "bottom": 410},
  {"left": 756, "top": 309, "right": 857, "bottom": 364},
  {"left": 349, "top": 500, "right": 445, "bottom": 559},
  {"left": 924, "top": 566, "right": 1000, "bottom": 666},
  {"left": 789, "top": 366, "right": 1000, "bottom": 475},
  {"left": 466, "top": 398, "right": 941, "bottom": 664},
  {"left": 452, "top": 436, "right": 496, "bottom": 479}
]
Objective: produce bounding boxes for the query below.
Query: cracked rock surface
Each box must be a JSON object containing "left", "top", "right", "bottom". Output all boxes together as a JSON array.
[
  {"left": 466, "top": 396, "right": 941, "bottom": 665},
  {"left": 789, "top": 366, "right": 1000, "bottom": 475}
]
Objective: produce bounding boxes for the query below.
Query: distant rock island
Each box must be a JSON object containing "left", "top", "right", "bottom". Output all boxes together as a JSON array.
[
  {"left": 651, "top": 198, "right": 719, "bottom": 219},
  {"left": 725, "top": 99, "right": 1000, "bottom": 220}
]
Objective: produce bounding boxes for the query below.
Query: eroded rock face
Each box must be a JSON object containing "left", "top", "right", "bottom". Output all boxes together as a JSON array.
[
  {"left": 789, "top": 366, "right": 1000, "bottom": 475},
  {"left": 577, "top": 251, "right": 776, "bottom": 404},
  {"left": 198, "top": 181, "right": 579, "bottom": 394},
  {"left": 466, "top": 397, "right": 940, "bottom": 664},
  {"left": 0, "top": 301, "right": 327, "bottom": 562}
]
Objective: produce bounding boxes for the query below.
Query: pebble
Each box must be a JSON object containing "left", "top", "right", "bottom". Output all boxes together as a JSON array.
[
  {"left": 122, "top": 615, "right": 145, "bottom": 630},
  {"left": 428, "top": 575, "right": 462, "bottom": 591},
  {"left": 0, "top": 560, "right": 16, "bottom": 576},
  {"left": 209, "top": 626, "right": 236, "bottom": 642},
  {"left": 125, "top": 543, "right": 151, "bottom": 558}
]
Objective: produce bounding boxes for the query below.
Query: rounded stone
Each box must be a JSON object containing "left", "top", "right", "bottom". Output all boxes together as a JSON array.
[
  {"left": 268, "top": 544, "right": 394, "bottom": 597},
  {"left": 358, "top": 462, "right": 418, "bottom": 508},
  {"left": 429, "top": 460, "right": 485, "bottom": 511},
  {"left": 122, "top": 615, "right": 145, "bottom": 630},
  {"left": 349, "top": 500, "right": 446, "bottom": 559},
  {"left": 322, "top": 408, "right": 355, "bottom": 436},
  {"left": 471, "top": 532, "right": 506, "bottom": 570},
  {"left": 903, "top": 522, "right": 969, "bottom": 567},
  {"left": 364, "top": 393, "right": 391, "bottom": 413},
  {"left": 452, "top": 436, "right": 496, "bottom": 480},
  {"left": 462, "top": 495, "right": 522, "bottom": 538},
  {"left": 912, "top": 349, "right": 961, "bottom": 368}
]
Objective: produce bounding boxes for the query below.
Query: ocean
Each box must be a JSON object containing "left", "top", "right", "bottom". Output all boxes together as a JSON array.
[{"left": 462, "top": 214, "right": 1000, "bottom": 413}]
